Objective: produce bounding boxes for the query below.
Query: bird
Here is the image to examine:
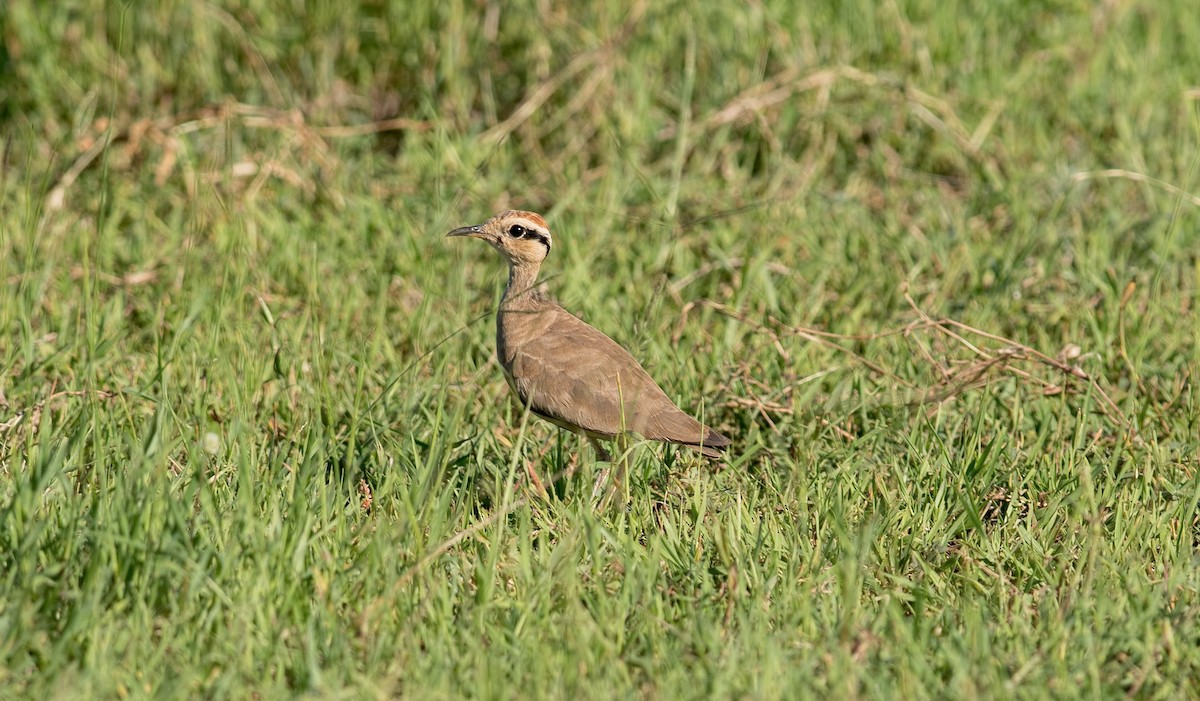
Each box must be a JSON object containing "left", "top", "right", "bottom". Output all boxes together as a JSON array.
[{"left": 446, "top": 209, "right": 731, "bottom": 473}]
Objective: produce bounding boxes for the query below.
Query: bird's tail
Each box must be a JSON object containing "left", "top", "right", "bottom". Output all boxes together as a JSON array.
[{"left": 684, "top": 428, "right": 731, "bottom": 459}]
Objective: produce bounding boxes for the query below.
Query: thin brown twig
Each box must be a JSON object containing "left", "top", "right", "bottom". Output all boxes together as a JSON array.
[
  {"left": 45, "top": 131, "right": 112, "bottom": 211},
  {"left": 701, "top": 299, "right": 917, "bottom": 388},
  {"left": 706, "top": 288, "right": 1134, "bottom": 438},
  {"left": 690, "top": 64, "right": 1006, "bottom": 185},
  {"left": 1071, "top": 169, "right": 1200, "bottom": 208},
  {"left": 901, "top": 292, "right": 1133, "bottom": 432},
  {"left": 480, "top": 0, "right": 646, "bottom": 146},
  {"left": 904, "top": 291, "right": 990, "bottom": 358},
  {"left": 1, "top": 389, "right": 118, "bottom": 434}
]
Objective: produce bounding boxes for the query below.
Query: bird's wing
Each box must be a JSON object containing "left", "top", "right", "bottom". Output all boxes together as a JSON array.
[{"left": 501, "top": 307, "right": 718, "bottom": 448}]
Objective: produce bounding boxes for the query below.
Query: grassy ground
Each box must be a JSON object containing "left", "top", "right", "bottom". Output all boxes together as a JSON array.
[{"left": 2, "top": 0, "right": 1199, "bottom": 698}]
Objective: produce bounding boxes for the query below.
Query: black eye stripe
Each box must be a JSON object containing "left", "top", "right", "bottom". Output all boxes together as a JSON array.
[{"left": 507, "top": 222, "right": 551, "bottom": 249}]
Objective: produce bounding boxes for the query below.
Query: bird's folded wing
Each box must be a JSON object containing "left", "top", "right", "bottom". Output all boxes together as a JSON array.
[{"left": 506, "top": 310, "right": 711, "bottom": 445}]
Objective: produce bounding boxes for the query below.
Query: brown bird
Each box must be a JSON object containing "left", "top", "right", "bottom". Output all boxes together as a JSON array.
[{"left": 447, "top": 210, "right": 730, "bottom": 467}]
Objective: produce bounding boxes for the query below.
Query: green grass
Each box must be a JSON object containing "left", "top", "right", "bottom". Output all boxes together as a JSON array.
[{"left": 2, "top": 0, "right": 1199, "bottom": 698}]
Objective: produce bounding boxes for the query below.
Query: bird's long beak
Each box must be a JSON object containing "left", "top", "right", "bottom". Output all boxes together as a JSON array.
[{"left": 446, "top": 224, "right": 485, "bottom": 239}]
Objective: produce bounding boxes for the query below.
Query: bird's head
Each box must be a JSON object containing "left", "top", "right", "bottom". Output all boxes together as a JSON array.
[{"left": 446, "top": 210, "right": 552, "bottom": 267}]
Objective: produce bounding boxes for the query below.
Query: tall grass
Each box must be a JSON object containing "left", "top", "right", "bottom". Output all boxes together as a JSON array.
[{"left": 2, "top": 0, "right": 1199, "bottom": 698}]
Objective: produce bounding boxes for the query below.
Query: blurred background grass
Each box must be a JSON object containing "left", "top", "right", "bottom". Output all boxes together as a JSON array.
[{"left": 2, "top": 0, "right": 1199, "bottom": 698}]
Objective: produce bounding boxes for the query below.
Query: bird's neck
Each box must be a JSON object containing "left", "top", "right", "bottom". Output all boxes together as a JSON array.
[{"left": 502, "top": 262, "right": 545, "bottom": 311}]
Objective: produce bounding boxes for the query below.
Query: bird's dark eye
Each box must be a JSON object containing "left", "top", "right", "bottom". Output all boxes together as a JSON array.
[{"left": 508, "top": 225, "right": 526, "bottom": 238}]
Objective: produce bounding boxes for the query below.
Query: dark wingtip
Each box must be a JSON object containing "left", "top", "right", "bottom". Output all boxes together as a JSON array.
[
  {"left": 693, "top": 429, "right": 731, "bottom": 459},
  {"left": 703, "top": 429, "right": 731, "bottom": 448}
]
